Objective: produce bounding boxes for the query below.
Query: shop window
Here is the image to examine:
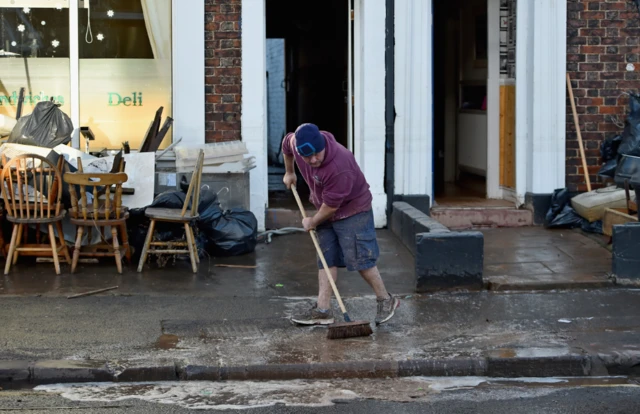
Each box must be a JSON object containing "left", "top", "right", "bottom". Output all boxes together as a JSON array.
[
  {"left": 0, "top": 1, "right": 172, "bottom": 150},
  {"left": 79, "top": 0, "right": 172, "bottom": 150},
  {"left": 0, "top": 6, "right": 70, "bottom": 118}
]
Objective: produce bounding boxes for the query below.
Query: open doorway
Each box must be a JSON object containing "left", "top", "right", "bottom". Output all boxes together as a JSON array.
[
  {"left": 433, "top": 0, "right": 496, "bottom": 206},
  {"left": 265, "top": 0, "right": 350, "bottom": 210}
]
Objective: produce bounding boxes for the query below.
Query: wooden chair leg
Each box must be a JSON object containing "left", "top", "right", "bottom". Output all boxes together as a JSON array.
[
  {"left": 4, "top": 225, "right": 19, "bottom": 275},
  {"left": 120, "top": 223, "right": 131, "bottom": 262},
  {"left": 0, "top": 214, "right": 5, "bottom": 259},
  {"left": 13, "top": 223, "right": 23, "bottom": 265},
  {"left": 184, "top": 223, "right": 198, "bottom": 273},
  {"left": 56, "top": 222, "right": 72, "bottom": 265},
  {"left": 137, "top": 219, "right": 156, "bottom": 272},
  {"left": 189, "top": 225, "right": 200, "bottom": 264},
  {"left": 48, "top": 224, "right": 61, "bottom": 275},
  {"left": 71, "top": 226, "right": 84, "bottom": 274},
  {"left": 111, "top": 227, "right": 123, "bottom": 274}
]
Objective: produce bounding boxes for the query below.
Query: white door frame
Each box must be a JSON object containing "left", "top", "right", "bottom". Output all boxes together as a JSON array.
[
  {"left": 486, "top": 0, "right": 501, "bottom": 199},
  {"left": 242, "top": 0, "right": 387, "bottom": 231}
]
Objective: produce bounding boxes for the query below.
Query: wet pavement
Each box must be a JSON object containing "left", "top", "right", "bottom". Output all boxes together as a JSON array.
[
  {"left": 482, "top": 227, "right": 613, "bottom": 290},
  {"left": 0, "top": 227, "right": 615, "bottom": 298},
  {"left": 0, "top": 230, "right": 415, "bottom": 298},
  {"left": 0, "top": 226, "right": 629, "bottom": 385},
  {"left": 1, "top": 289, "right": 639, "bottom": 380}
]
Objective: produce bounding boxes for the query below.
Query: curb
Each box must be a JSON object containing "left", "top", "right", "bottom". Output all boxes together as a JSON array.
[
  {"left": 1, "top": 352, "right": 637, "bottom": 389},
  {"left": 485, "top": 277, "right": 617, "bottom": 291}
]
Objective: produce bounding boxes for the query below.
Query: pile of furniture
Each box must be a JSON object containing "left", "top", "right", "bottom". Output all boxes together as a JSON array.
[{"left": 0, "top": 150, "right": 206, "bottom": 275}]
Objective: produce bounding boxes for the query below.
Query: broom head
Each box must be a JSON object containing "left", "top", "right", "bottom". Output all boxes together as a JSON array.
[{"left": 327, "top": 320, "right": 373, "bottom": 340}]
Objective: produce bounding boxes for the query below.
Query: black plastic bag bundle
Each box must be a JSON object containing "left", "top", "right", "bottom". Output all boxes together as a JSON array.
[
  {"left": 204, "top": 208, "right": 258, "bottom": 257},
  {"left": 619, "top": 93, "right": 640, "bottom": 157},
  {"left": 130, "top": 187, "right": 258, "bottom": 257},
  {"left": 600, "top": 135, "right": 622, "bottom": 162},
  {"left": 598, "top": 158, "right": 618, "bottom": 178},
  {"left": 8, "top": 101, "right": 73, "bottom": 148},
  {"left": 581, "top": 220, "right": 603, "bottom": 234},
  {"left": 544, "top": 188, "right": 585, "bottom": 229}
]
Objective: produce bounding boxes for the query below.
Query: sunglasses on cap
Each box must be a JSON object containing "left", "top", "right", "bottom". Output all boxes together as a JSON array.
[{"left": 296, "top": 142, "right": 318, "bottom": 157}]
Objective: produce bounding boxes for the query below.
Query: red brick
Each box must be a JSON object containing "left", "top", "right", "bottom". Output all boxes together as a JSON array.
[
  {"left": 599, "top": 106, "right": 625, "bottom": 115},
  {"left": 204, "top": 1, "right": 242, "bottom": 142},
  {"left": 582, "top": 45, "right": 606, "bottom": 54}
]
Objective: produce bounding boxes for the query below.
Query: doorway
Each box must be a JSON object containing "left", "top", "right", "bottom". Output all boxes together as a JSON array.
[
  {"left": 265, "top": 0, "right": 350, "bottom": 210},
  {"left": 433, "top": 0, "right": 492, "bottom": 206}
]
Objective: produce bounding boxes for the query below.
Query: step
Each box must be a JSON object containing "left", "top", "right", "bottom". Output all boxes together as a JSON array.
[{"left": 430, "top": 207, "right": 533, "bottom": 230}]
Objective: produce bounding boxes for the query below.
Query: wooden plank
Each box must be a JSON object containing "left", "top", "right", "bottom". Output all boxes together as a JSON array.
[
  {"left": 603, "top": 207, "right": 638, "bottom": 237},
  {"left": 499, "top": 86, "right": 506, "bottom": 187},
  {"left": 499, "top": 85, "right": 516, "bottom": 189}
]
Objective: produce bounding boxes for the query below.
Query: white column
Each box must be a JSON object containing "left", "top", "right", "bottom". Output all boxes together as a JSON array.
[
  {"left": 241, "top": 0, "right": 268, "bottom": 232},
  {"left": 172, "top": 0, "right": 205, "bottom": 148},
  {"left": 354, "top": 0, "right": 387, "bottom": 227},
  {"left": 394, "top": 0, "right": 433, "bottom": 200},
  {"left": 69, "top": 0, "right": 80, "bottom": 149},
  {"left": 515, "top": 0, "right": 566, "bottom": 199},
  {"left": 486, "top": 0, "right": 501, "bottom": 199},
  {"left": 515, "top": 0, "right": 532, "bottom": 203}
]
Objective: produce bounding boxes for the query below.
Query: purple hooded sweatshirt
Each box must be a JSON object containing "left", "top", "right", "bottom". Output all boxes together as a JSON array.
[{"left": 282, "top": 130, "right": 372, "bottom": 221}]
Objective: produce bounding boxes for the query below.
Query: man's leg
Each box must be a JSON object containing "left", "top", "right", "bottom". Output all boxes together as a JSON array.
[
  {"left": 358, "top": 266, "right": 388, "bottom": 299},
  {"left": 317, "top": 266, "right": 338, "bottom": 309},
  {"left": 291, "top": 223, "right": 344, "bottom": 325},
  {"left": 334, "top": 210, "right": 399, "bottom": 325}
]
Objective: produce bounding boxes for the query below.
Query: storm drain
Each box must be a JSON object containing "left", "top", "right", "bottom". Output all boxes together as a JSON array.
[
  {"left": 204, "top": 325, "right": 264, "bottom": 339},
  {"left": 161, "top": 320, "right": 271, "bottom": 340}
]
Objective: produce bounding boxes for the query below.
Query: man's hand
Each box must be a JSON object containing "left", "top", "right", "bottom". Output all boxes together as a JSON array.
[
  {"left": 302, "top": 217, "right": 316, "bottom": 232},
  {"left": 283, "top": 172, "right": 297, "bottom": 190}
]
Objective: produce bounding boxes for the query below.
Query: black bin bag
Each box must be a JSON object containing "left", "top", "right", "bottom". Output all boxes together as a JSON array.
[{"left": 8, "top": 101, "right": 73, "bottom": 148}]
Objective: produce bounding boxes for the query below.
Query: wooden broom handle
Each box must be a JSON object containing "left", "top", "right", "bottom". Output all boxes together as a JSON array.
[
  {"left": 291, "top": 185, "right": 349, "bottom": 315},
  {"left": 567, "top": 73, "right": 592, "bottom": 192}
]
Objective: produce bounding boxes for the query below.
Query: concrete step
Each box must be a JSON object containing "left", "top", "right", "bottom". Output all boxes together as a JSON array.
[{"left": 430, "top": 207, "right": 533, "bottom": 230}]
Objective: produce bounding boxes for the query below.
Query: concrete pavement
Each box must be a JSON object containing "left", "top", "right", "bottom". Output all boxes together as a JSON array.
[
  {"left": 1, "top": 289, "right": 639, "bottom": 387},
  {"left": 0, "top": 228, "right": 634, "bottom": 388}
]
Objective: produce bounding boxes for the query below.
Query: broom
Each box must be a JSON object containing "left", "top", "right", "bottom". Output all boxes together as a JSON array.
[{"left": 291, "top": 185, "right": 373, "bottom": 340}]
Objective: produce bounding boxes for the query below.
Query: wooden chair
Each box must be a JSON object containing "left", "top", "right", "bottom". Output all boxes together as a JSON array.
[
  {"left": 0, "top": 154, "right": 71, "bottom": 275},
  {"left": 137, "top": 150, "right": 204, "bottom": 273},
  {"left": 64, "top": 158, "right": 130, "bottom": 274}
]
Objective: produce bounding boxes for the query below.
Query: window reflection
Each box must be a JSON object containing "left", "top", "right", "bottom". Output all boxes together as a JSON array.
[
  {"left": 79, "top": 0, "right": 172, "bottom": 150},
  {"left": 0, "top": 7, "right": 70, "bottom": 120}
]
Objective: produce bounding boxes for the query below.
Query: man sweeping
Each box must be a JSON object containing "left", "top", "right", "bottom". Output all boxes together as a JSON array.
[{"left": 282, "top": 123, "right": 399, "bottom": 326}]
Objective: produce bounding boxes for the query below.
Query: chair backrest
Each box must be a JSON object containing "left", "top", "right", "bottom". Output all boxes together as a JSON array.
[
  {"left": 181, "top": 149, "right": 205, "bottom": 218},
  {"left": 0, "top": 154, "right": 64, "bottom": 221},
  {"left": 63, "top": 157, "right": 129, "bottom": 221}
]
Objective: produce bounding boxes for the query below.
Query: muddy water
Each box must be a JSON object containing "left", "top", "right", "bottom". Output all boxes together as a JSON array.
[{"left": 35, "top": 376, "right": 640, "bottom": 410}]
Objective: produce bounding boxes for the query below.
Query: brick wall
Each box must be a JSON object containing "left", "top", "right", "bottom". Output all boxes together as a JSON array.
[
  {"left": 566, "top": 0, "right": 640, "bottom": 192},
  {"left": 204, "top": 0, "right": 242, "bottom": 143}
]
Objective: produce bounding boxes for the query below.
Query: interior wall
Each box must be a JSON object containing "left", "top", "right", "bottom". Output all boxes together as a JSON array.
[
  {"left": 266, "top": 38, "right": 286, "bottom": 165},
  {"left": 444, "top": 18, "right": 459, "bottom": 184},
  {"left": 457, "top": 0, "right": 488, "bottom": 178},
  {"left": 265, "top": 0, "right": 348, "bottom": 147},
  {"left": 460, "top": 0, "right": 488, "bottom": 82},
  {"left": 434, "top": 0, "right": 460, "bottom": 193}
]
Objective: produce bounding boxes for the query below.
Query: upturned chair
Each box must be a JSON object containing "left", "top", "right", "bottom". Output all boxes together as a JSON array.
[
  {"left": 64, "top": 158, "right": 130, "bottom": 274},
  {"left": 0, "top": 154, "right": 71, "bottom": 274},
  {"left": 137, "top": 150, "right": 204, "bottom": 273}
]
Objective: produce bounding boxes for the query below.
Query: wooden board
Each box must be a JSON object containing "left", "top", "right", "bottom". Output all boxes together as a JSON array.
[
  {"left": 499, "top": 85, "right": 516, "bottom": 189},
  {"left": 603, "top": 207, "right": 638, "bottom": 237}
]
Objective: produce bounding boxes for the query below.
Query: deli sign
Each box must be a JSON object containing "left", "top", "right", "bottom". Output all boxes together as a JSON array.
[{"left": 108, "top": 92, "right": 143, "bottom": 107}]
